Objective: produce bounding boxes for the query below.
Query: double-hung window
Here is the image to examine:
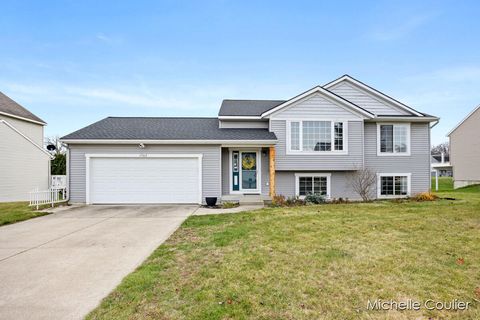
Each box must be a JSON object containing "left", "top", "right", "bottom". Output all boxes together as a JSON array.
[
  {"left": 295, "top": 173, "right": 331, "bottom": 198},
  {"left": 378, "top": 123, "right": 410, "bottom": 155},
  {"left": 289, "top": 120, "right": 346, "bottom": 153},
  {"left": 378, "top": 173, "right": 410, "bottom": 198}
]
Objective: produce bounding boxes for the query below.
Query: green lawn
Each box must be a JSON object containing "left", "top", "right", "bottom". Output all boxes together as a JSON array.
[
  {"left": 89, "top": 185, "right": 480, "bottom": 320},
  {"left": 432, "top": 176, "right": 454, "bottom": 192},
  {"left": 0, "top": 202, "right": 51, "bottom": 226}
]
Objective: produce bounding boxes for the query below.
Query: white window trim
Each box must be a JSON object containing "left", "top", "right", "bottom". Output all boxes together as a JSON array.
[
  {"left": 376, "top": 123, "right": 411, "bottom": 156},
  {"left": 294, "top": 173, "right": 331, "bottom": 199},
  {"left": 377, "top": 173, "right": 411, "bottom": 199},
  {"left": 286, "top": 120, "right": 348, "bottom": 155}
]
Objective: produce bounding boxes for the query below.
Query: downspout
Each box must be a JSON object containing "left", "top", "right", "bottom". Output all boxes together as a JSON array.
[
  {"left": 66, "top": 145, "right": 70, "bottom": 203},
  {"left": 361, "top": 121, "right": 365, "bottom": 169},
  {"left": 428, "top": 119, "right": 439, "bottom": 191}
]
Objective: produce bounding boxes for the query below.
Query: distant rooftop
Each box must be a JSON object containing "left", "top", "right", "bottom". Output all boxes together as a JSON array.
[
  {"left": 0, "top": 91, "right": 46, "bottom": 124},
  {"left": 218, "top": 100, "right": 285, "bottom": 117}
]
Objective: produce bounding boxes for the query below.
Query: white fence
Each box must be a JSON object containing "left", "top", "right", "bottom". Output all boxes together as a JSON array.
[
  {"left": 29, "top": 187, "right": 67, "bottom": 209},
  {"left": 51, "top": 175, "right": 67, "bottom": 188}
]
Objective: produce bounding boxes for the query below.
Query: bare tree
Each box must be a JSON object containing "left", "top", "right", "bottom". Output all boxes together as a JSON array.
[
  {"left": 349, "top": 168, "right": 377, "bottom": 201},
  {"left": 431, "top": 142, "right": 449, "bottom": 156}
]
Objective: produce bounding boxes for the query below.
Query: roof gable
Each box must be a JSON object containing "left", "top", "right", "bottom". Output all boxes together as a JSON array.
[
  {"left": 323, "top": 75, "right": 424, "bottom": 117},
  {"left": 0, "top": 120, "right": 52, "bottom": 158},
  {"left": 262, "top": 85, "right": 374, "bottom": 119},
  {"left": 267, "top": 92, "right": 366, "bottom": 120},
  {"left": 447, "top": 104, "right": 480, "bottom": 136},
  {"left": 0, "top": 92, "right": 46, "bottom": 124}
]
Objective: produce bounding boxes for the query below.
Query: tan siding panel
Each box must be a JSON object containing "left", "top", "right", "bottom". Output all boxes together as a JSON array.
[
  {"left": 0, "top": 123, "right": 50, "bottom": 201},
  {"left": 0, "top": 114, "right": 44, "bottom": 146},
  {"left": 450, "top": 107, "right": 480, "bottom": 186}
]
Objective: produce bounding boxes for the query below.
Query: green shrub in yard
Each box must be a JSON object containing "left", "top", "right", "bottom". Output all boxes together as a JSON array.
[
  {"left": 285, "top": 196, "right": 305, "bottom": 206},
  {"left": 304, "top": 193, "right": 326, "bottom": 204},
  {"left": 271, "top": 195, "right": 305, "bottom": 207}
]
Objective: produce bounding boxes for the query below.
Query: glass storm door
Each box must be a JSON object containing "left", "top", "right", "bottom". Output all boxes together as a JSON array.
[
  {"left": 240, "top": 152, "right": 257, "bottom": 191},
  {"left": 232, "top": 151, "right": 240, "bottom": 191}
]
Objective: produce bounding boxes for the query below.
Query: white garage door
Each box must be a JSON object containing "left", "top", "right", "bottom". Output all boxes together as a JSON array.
[{"left": 88, "top": 156, "right": 201, "bottom": 204}]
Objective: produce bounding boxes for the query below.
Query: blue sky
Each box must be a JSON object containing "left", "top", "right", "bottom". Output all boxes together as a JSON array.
[{"left": 1, "top": 0, "right": 479, "bottom": 144}]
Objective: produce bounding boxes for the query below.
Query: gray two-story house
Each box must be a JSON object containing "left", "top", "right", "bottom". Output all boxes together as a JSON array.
[{"left": 61, "top": 75, "right": 438, "bottom": 204}]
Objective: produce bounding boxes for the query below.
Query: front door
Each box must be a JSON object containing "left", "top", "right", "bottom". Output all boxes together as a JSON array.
[{"left": 231, "top": 150, "right": 260, "bottom": 193}]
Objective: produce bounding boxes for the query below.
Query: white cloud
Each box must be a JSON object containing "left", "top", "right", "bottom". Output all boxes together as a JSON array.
[
  {"left": 95, "top": 33, "right": 123, "bottom": 45},
  {"left": 368, "top": 13, "right": 436, "bottom": 41},
  {"left": 405, "top": 66, "right": 480, "bottom": 83},
  {"left": 0, "top": 81, "right": 236, "bottom": 113}
]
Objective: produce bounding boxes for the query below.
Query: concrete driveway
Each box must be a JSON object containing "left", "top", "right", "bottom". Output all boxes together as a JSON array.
[{"left": 0, "top": 205, "right": 197, "bottom": 320}]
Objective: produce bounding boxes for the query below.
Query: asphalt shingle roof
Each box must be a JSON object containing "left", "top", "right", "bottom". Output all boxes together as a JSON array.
[
  {"left": 218, "top": 100, "right": 286, "bottom": 116},
  {"left": 0, "top": 92, "right": 46, "bottom": 124},
  {"left": 61, "top": 117, "right": 277, "bottom": 141}
]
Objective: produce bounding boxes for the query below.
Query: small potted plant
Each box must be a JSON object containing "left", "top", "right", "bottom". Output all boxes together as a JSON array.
[{"left": 205, "top": 197, "right": 217, "bottom": 207}]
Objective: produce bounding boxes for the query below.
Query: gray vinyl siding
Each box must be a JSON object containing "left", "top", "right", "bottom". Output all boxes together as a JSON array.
[
  {"left": 270, "top": 93, "right": 363, "bottom": 120},
  {"left": 219, "top": 120, "right": 269, "bottom": 129},
  {"left": 220, "top": 147, "right": 270, "bottom": 196},
  {"left": 270, "top": 120, "right": 363, "bottom": 170},
  {"left": 276, "top": 171, "right": 361, "bottom": 200},
  {"left": 364, "top": 122, "right": 431, "bottom": 195},
  {"left": 68, "top": 144, "right": 221, "bottom": 203},
  {"left": 260, "top": 148, "right": 270, "bottom": 196},
  {"left": 221, "top": 148, "right": 229, "bottom": 195},
  {"left": 328, "top": 82, "right": 410, "bottom": 116}
]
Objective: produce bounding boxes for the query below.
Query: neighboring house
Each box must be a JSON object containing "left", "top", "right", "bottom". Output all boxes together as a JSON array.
[
  {"left": 431, "top": 153, "right": 452, "bottom": 177},
  {"left": 61, "top": 75, "right": 438, "bottom": 204},
  {"left": 447, "top": 105, "right": 480, "bottom": 188},
  {"left": 0, "top": 92, "right": 52, "bottom": 202}
]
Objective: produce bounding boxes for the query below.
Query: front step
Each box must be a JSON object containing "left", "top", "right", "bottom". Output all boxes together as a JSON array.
[{"left": 221, "top": 194, "right": 270, "bottom": 205}]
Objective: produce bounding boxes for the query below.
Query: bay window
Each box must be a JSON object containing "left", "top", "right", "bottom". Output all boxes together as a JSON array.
[{"left": 288, "top": 120, "right": 346, "bottom": 153}]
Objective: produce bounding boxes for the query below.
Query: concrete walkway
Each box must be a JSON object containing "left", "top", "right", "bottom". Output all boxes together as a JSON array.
[
  {"left": 0, "top": 205, "right": 197, "bottom": 320},
  {"left": 194, "top": 204, "right": 264, "bottom": 215}
]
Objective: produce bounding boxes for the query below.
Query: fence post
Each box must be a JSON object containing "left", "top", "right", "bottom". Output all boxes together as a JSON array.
[{"left": 36, "top": 188, "right": 39, "bottom": 210}]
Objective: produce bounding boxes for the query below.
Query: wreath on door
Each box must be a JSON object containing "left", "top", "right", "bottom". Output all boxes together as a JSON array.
[{"left": 242, "top": 155, "right": 256, "bottom": 170}]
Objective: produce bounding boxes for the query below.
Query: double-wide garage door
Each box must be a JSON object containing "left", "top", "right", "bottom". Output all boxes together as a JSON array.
[{"left": 88, "top": 156, "right": 201, "bottom": 204}]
